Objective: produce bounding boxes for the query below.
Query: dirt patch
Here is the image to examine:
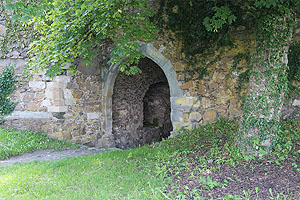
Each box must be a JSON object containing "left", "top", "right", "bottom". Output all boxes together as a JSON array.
[
  {"left": 165, "top": 142, "right": 300, "bottom": 199},
  {"left": 0, "top": 147, "right": 119, "bottom": 166}
]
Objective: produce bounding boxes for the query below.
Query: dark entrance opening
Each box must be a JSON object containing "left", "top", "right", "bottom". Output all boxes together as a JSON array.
[
  {"left": 143, "top": 82, "right": 172, "bottom": 143},
  {"left": 112, "top": 58, "right": 172, "bottom": 149}
]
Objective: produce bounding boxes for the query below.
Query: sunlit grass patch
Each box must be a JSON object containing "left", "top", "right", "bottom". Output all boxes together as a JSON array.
[
  {"left": 0, "top": 129, "right": 78, "bottom": 160},
  {"left": 0, "top": 147, "right": 168, "bottom": 199}
]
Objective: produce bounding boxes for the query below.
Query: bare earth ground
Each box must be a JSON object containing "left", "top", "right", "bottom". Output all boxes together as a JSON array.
[
  {"left": 0, "top": 147, "right": 111, "bottom": 166},
  {"left": 165, "top": 141, "right": 300, "bottom": 199}
]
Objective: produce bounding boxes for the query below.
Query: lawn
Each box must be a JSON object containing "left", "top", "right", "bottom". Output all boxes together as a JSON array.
[
  {"left": 0, "top": 120, "right": 299, "bottom": 199},
  {"left": 0, "top": 129, "right": 78, "bottom": 160}
]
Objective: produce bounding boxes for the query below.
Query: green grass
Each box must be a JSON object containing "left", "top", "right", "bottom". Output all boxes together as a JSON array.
[
  {"left": 0, "top": 119, "right": 299, "bottom": 199},
  {"left": 0, "top": 129, "right": 78, "bottom": 160},
  {"left": 0, "top": 149, "right": 169, "bottom": 199}
]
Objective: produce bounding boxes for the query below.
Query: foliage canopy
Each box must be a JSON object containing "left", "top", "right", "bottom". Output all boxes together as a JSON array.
[{"left": 3, "top": 0, "right": 157, "bottom": 77}]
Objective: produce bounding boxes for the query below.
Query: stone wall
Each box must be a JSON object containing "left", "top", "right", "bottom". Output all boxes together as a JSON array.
[
  {"left": 5, "top": 67, "right": 104, "bottom": 146},
  {"left": 1, "top": 11, "right": 299, "bottom": 148}
]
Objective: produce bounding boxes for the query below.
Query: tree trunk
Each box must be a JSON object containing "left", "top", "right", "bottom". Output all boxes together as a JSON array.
[{"left": 236, "top": 15, "right": 292, "bottom": 153}]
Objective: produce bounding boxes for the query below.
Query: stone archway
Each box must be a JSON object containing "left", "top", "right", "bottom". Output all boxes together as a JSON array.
[
  {"left": 112, "top": 58, "right": 172, "bottom": 148},
  {"left": 98, "top": 43, "right": 183, "bottom": 148}
]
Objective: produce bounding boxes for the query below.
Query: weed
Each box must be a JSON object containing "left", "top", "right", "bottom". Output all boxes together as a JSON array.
[{"left": 199, "top": 176, "right": 224, "bottom": 190}]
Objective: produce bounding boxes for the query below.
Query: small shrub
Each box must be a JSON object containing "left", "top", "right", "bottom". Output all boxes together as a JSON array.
[{"left": 0, "top": 65, "right": 17, "bottom": 125}]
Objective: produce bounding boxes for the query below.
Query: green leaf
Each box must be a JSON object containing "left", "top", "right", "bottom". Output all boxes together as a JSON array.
[{"left": 12, "top": 14, "right": 21, "bottom": 22}]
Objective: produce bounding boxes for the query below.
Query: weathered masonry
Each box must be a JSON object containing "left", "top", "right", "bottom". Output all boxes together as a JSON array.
[{"left": 1, "top": 17, "right": 299, "bottom": 148}]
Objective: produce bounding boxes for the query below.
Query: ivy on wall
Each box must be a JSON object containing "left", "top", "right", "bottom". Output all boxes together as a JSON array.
[
  {"left": 0, "top": 65, "right": 16, "bottom": 125},
  {"left": 0, "top": 0, "right": 35, "bottom": 59}
]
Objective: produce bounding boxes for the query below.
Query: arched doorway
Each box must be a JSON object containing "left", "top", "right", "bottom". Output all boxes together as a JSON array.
[
  {"left": 99, "top": 43, "right": 183, "bottom": 148},
  {"left": 112, "top": 58, "right": 172, "bottom": 148}
]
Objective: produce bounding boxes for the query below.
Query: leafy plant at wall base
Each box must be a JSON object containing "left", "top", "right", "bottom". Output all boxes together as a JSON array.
[{"left": 0, "top": 65, "right": 17, "bottom": 125}]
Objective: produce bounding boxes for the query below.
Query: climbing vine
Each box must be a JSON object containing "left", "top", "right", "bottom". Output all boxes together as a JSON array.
[
  {"left": 237, "top": 2, "right": 298, "bottom": 152},
  {"left": 0, "top": 65, "right": 16, "bottom": 125},
  {"left": 0, "top": 0, "right": 36, "bottom": 59}
]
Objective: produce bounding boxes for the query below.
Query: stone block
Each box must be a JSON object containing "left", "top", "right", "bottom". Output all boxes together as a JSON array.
[
  {"left": 203, "top": 110, "right": 217, "bottom": 123},
  {"left": 47, "top": 81, "right": 67, "bottom": 89},
  {"left": 173, "top": 122, "right": 192, "bottom": 131},
  {"left": 41, "top": 100, "right": 51, "bottom": 106},
  {"left": 0, "top": 24, "right": 6, "bottom": 35},
  {"left": 64, "top": 89, "right": 73, "bottom": 99},
  {"left": 53, "top": 100, "right": 66, "bottom": 106},
  {"left": 23, "top": 93, "right": 34, "bottom": 101},
  {"left": 45, "top": 88, "right": 64, "bottom": 100},
  {"left": 11, "top": 50, "right": 20, "bottom": 58},
  {"left": 180, "top": 81, "right": 194, "bottom": 90},
  {"left": 52, "top": 89, "right": 65, "bottom": 101},
  {"left": 35, "top": 92, "right": 45, "bottom": 99},
  {"left": 26, "top": 103, "right": 38, "bottom": 111},
  {"left": 65, "top": 98, "right": 75, "bottom": 105},
  {"left": 64, "top": 89, "right": 75, "bottom": 105},
  {"left": 54, "top": 132, "right": 63, "bottom": 139},
  {"left": 189, "top": 112, "right": 202, "bottom": 122},
  {"left": 97, "top": 133, "right": 115, "bottom": 148},
  {"left": 29, "top": 81, "right": 46, "bottom": 89},
  {"left": 72, "top": 90, "right": 83, "bottom": 99},
  {"left": 173, "top": 62, "right": 185, "bottom": 71},
  {"left": 47, "top": 106, "right": 68, "bottom": 112},
  {"left": 46, "top": 82, "right": 54, "bottom": 88},
  {"left": 174, "top": 97, "right": 201, "bottom": 107},
  {"left": 216, "top": 98, "right": 228, "bottom": 105},
  {"left": 171, "top": 109, "right": 185, "bottom": 122},
  {"left": 202, "top": 98, "right": 212, "bottom": 109},
  {"left": 54, "top": 75, "right": 71, "bottom": 83},
  {"left": 87, "top": 112, "right": 100, "bottom": 120},
  {"left": 229, "top": 106, "right": 242, "bottom": 118},
  {"left": 217, "top": 108, "right": 228, "bottom": 119}
]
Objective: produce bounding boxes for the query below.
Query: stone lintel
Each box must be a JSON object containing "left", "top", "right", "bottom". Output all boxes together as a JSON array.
[{"left": 5, "top": 111, "right": 52, "bottom": 120}]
